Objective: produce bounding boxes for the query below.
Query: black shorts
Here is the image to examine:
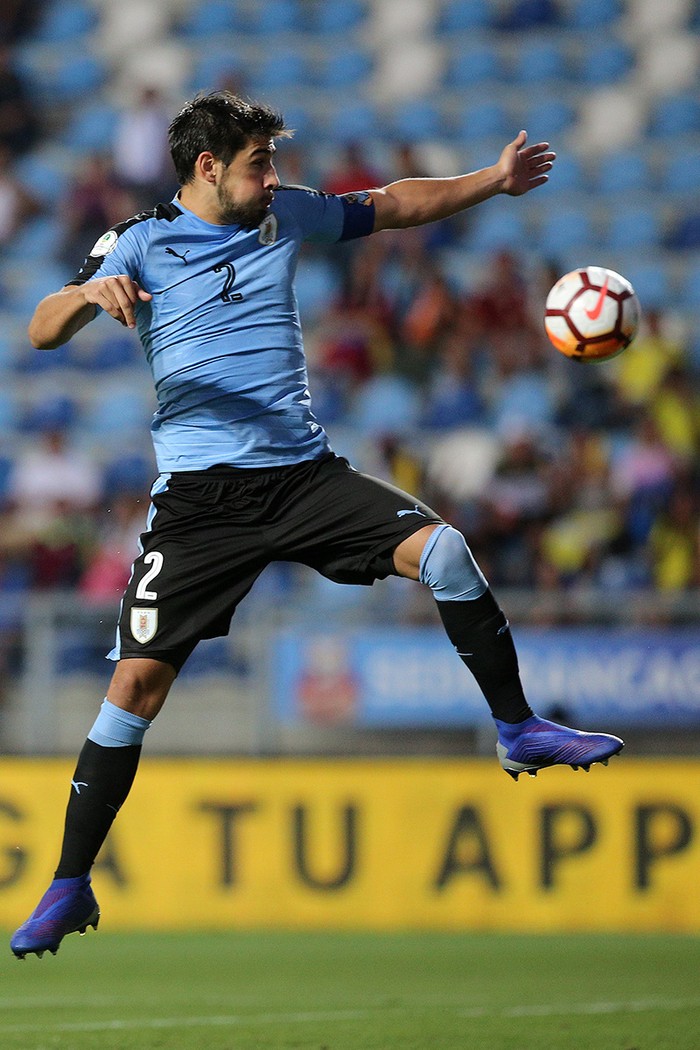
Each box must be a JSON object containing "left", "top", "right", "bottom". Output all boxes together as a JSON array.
[{"left": 113, "top": 453, "right": 443, "bottom": 672}]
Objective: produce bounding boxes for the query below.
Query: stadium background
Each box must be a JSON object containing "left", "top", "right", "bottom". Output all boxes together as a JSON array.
[{"left": 0, "top": 0, "right": 699, "bottom": 934}]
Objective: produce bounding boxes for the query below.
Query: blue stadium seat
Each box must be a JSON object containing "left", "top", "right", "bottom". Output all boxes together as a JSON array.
[
  {"left": 391, "top": 99, "right": 444, "bottom": 142},
  {"left": 443, "top": 43, "right": 500, "bottom": 88},
  {"left": 247, "top": 0, "right": 303, "bottom": 34},
  {"left": 0, "top": 392, "right": 20, "bottom": 432},
  {"left": 325, "top": 102, "right": 382, "bottom": 143},
  {"left": 22, "top": 395, "right": 77, "bottom": 433},
  {"left": 509, "top": 39, "right": 568, "bottom": 84},
  {"left": 311, "top": 0, "right": 365, "bottom": 34},
  {"left": 606, "top": 204, "right": 661, "bottom": 251},
  {"left": 620, "top": 262, "right": 670, "bottom": 310},
  {"left": 34, "top": 0, "right": 97, "bottom": 42},
  {"left": 456, "top": 100, "right": 512, "bottom": 142},
  {"left": 663, "top": 148, "right": 700, "bottom": 196},
  {"left": 102, "top": 452, "right": 155, "bottom": 495},
  {"left": 563, "top": 0, "right": 622, "bottom": 28},
  {"left": 574, "top": 40, "right": 633, "bottom": 85},
  {"left": 347, "top": 375, "right": 422, "bottom": 434},
  {"left": 249, "top": 50, "right": 310, "bottom": 93},
  {"left": 537, "top": 205, "right": 595, "bottom": 254},
  {"left": 52, "top": 55, "right": 107, "bottom": 103},
  {"left": 498, "top": 0, "right": 559, "bottom": 29},
  {"left": 648, "top": 92, "right": 700, "bottom": 138},
  {"left": 188, "top": 52, "right": 248, "bottom": 94},
  {"left": 679, "top": 261, "right": 700, "bottom": 308},
  {"left": 178, "top": 0, "right": 245, "bottom": 37},
  {"left": 438, "top": 0, "right": 494, "bottom": 32},
  {"left": 595, "top": 149, "right": 655, "bottom": 195},
  {"left": 464, "top": 205, "right": 528, "bottom": 252},
  {"left": 62, "top": 103, "right": 119, "bottom": 152},
  {"left": 317, "top": 49, "right": 373, "bottom": 89},
  {"left": 521, "top": 98, "right": 575, "bottom": 140},
  {"left": 542, "top": 153, "right": 585, "bottom": 195},
  {"left": 83, "top": 388, "right": 151, "bottom": 438}
]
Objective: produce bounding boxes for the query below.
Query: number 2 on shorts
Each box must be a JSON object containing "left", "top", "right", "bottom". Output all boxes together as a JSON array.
[{"left": 135, "top": 550, "right": 164, "bottom": 600}]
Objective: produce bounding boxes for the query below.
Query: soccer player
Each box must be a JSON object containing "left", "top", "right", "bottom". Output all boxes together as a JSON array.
[{"left": 11, "top": 93, "right": 623, "bottom": 959}]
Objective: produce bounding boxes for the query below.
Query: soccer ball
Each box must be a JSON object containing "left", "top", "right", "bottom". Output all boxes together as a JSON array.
[{"left": 544, "top": 266, "right": 641, "bottom": 362}]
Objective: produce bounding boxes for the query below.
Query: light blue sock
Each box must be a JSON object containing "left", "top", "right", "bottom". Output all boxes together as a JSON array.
[
  {"left": 419, "top": 524, "right": 488, "bottom": 601},
  {"left": 87, "top": 699, "right": 151, "bottom": 748}
]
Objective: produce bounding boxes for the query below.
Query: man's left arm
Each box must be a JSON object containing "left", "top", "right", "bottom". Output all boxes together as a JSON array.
[{"left": 371, "top": 130, "right": 555, "bottom": 232}]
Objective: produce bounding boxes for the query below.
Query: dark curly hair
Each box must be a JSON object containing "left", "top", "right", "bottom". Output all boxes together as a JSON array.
[{"left": 168, "top": 91, "right": 290, "bottom": 185}]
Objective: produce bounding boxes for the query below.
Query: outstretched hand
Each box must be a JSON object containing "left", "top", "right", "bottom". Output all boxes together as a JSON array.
[{"left": 498, "top": 130, "right": 556, "bottom": 196}]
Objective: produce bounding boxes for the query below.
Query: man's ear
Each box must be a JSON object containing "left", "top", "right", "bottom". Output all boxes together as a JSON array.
[{"left": 195, "top": 151, "right": 219, "bottom": 184}]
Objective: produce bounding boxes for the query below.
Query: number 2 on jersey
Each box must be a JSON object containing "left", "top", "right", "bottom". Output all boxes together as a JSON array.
[{"left": 213, "top": 262, "right": 243, "bottom": 302}]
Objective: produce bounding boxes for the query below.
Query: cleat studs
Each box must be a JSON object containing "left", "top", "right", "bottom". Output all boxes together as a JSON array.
[
  {"left": 572, "top": 764, "right": 578, "bottom": 771},
  {"left": 527, "top": 769, "right": 538, "bottom": 778},
  {"left": 36, "top": 951, "right": 44, "bottom": 959},
  {"left": 582, "top": 765, "right": 590, "bottom": 772},
  {"left": 602, "top": 759, "right": 609, "bottom": 766},
  {"left": 50, "top": 948, "right": 58, "bottom": 956},
  {"left": 505, "top": 769, "right": 520, "bottom": 781}
]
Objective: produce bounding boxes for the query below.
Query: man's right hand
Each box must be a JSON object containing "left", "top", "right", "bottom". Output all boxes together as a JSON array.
[{"left": 81, "top": 275, "right": 153, "bottom": 329}]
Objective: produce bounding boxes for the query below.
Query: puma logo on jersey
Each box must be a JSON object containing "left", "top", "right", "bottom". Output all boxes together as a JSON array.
[
  {"left": 397, "top": 505, "right": 426, "bottom": 518},
  {"left": 165, "top": 247, "right": 190, "bottom": 263}
]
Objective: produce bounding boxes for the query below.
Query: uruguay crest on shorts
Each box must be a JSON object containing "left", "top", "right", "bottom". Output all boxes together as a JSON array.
[{"left": 130, "top": 607, "right": 158, "bottom": 644}]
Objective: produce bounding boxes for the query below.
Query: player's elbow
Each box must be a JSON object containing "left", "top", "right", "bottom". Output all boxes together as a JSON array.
[{"left": 27, "top": 318, "right": 59, "bottom": 351}]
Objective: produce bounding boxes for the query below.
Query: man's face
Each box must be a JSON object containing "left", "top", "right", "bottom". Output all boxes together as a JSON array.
[{"left": 214, "top": 137, "right": 280, "bottom": 227}]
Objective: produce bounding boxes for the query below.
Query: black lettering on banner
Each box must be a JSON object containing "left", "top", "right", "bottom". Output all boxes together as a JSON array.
[
  {"left": 0, "top": 800, "right": 27, "bottom": 888},
  {"left": 213, "top": 262, "right": 243, "bottom": 302},
  {"left": 540, "top": 804, "right": 597, "bottom": 889},
  {"left": 434, "top": 806, "right": 501, "bottom": 890},
  {"left": 634, "top": 803, "right": 693, "bottom": 890},
  {"left": 94, "top": 836, "right": 129, "bottom": 887},
  {"left": 292, "top": 804, "right": 357, "bottom": 890},
  {"left": 198, "top": 801, "right": 258, "bottom": 887}
]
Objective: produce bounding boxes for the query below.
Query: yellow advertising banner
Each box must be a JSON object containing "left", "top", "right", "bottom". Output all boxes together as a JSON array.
[{"left": 1, "top": 758, "right": 699, "bottom": 932}]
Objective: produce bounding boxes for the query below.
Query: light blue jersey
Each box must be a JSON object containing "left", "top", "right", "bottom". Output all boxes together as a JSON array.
[{"left": 70, "top": 188, "right": 375, "bottom": 470}]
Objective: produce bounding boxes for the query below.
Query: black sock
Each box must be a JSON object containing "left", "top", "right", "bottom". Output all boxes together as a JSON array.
[
  {"left": 54, "top": 739, "right": 142, "bottom": 879},
  {"left": 435, "top": 589, "right": 533, "bottom": 723}
]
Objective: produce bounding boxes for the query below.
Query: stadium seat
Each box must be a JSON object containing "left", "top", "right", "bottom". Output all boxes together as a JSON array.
[
  {"left": 249, "top": 50, "right": 311, "bottom": 93},
  {"left": 456, "top": 100, "right": 512, "bottom": 142},
  {"left": 537, "top": 205, "right": 595, "bottom": 254},
  {"left": 648, "top": 92, "right": 700, "bottom": 138},
  {"left": 0, "top": 392, "right": 20, "bottom": 432},
  {"left": 563, "top": 0, "right": 622, "bottom": 28},
  {"left": 61, "top": 103, "right": 119, "bottom": 152},
  {"left": 520, "top": 98, "right": 575, "bottom": 140},
  {"left": 574, "top": 39, "right": 633, "bottom": 85},
  {"left": 102, "top": 452, "right": 155, "bottom": 495},
  {"left": 391, "top": 99, "right": 444, "bottom": 142},
  {"left": 679, "top": 261, "right": 700, "bottom": 308},
  {"left": 606, "top": 204, "right": 661, "bottom": 250},
  {"left": 663, "top": 147, "right": 700, "bottom": 196},
  {"left": 437, "top": 0, "right": 494, "bottom": 32},
  {"left": 33, "top": 0, "right": 97, "bottom": 42},
  {"left": 177, "top": 0, "right": 245, "bottom": 37},
  {"left": 619, "top": 261, "right": 670, "bottom": 310},
  {"left": 325, "top": 102, "right": 382, "bottom": 143},
  {"left": 443, "top": 43, "right": 501, "bottom": 88},
  {"left": 311, "top": 0, "right": 366, "bottom": 34},
  {"left": 52, "top": 55, "right": 107, "bottom": 103},
  {"left": 83, "top": 387, "right": 152, "bottom": 439},
  {"left": 509, "top": 39, "right": 568, "bottom": 84},
  {"left": 541, "top": 153, "right": 586, "bottom": 195},
  {"left": 595, "top": 149, "right": 655, "bottom": 195},
  {"left": 317, "top": 49, "right": 373, "bottom": 90},
  {"left": 347, "top": 375, "right": 422, "bottom": 435},
  {"left": 498, "top": 0, "right": 560, "bottom": 29},
  {"left": 246, "top": 0, "right": 303, "bottom": 34},
  {"left": 463, "top": 205, "right": 528, "bottom": 252}
]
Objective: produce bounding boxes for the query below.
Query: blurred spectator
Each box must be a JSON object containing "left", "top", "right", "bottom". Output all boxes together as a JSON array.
[
  {"left": 0, "top": 143, "right": 41, "bottom": 249},
  {"left": 649, "top": 480, "right": 700, "bottom": 590},
  {"left": 0, "top": 0, "right": 42, "bottom": 44},
  {"left": 322, "top": 140, "right": 385, "bottom": 195},
  {"left": 612, "top": 308, "right": 685, "bottom": 408},
  {"left": 59, "top": 154, "right": 136, "bottom": 265},
  {"left": 80, "top": 493, "right": 145, "bottom": 604},
  {"left": 0, "top": 45, "right": 40, "bottom": 154},
  {"left": 112, "top": 87, "right": 175, "bottom": 210},
  {"left": 650, "top": 365, "right": 700, "bottom": 463},
  {"left": 421, "top": 325, "right": 485, "bottom": 429}
]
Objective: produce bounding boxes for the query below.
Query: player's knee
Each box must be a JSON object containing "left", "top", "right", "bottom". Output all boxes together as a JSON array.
[
  {"left": 106, "top": 658, "right": 175, "bottom": 721},
  {"left": 418, "top": 524, "right": 488, "bottom": 602}
]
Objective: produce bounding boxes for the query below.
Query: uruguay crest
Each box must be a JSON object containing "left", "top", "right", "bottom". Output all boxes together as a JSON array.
[{"left": 130, "top": 607, "right": 158, "bottom": 644}]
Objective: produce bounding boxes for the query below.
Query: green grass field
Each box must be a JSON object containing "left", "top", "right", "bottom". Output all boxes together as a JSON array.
[{"left": 1, "top": 930, "right": 698, "bottom": 1049}]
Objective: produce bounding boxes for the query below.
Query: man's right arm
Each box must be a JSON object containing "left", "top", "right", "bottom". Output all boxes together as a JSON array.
[{"left": 28, "top": 276, "right": 153, "bottom": 350}]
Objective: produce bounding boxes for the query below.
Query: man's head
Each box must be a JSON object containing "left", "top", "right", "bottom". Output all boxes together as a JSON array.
[{"left": 168, "top": 92, "right": 291, "bottom": 226}]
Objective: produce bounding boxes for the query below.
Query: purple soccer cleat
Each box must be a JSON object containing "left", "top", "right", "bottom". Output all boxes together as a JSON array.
[
  {"left": 10, "top": 874, "right": 99, "bottom": 959},
  {"left": 495, "top": 714, "right": 624, "bottom": 781}
]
